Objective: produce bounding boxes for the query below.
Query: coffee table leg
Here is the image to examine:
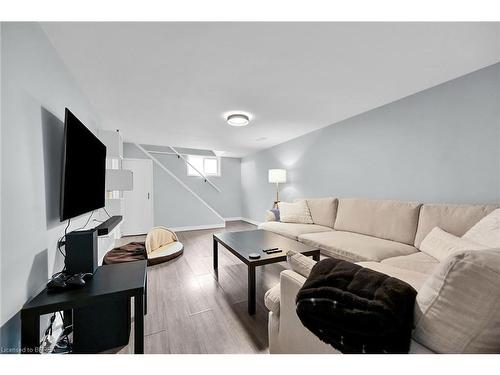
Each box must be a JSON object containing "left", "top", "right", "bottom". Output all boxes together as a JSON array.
[
  {"left": 213, "top": 237, "right": 218, "bottom": 270},
  {"left": 313, "top": 252, "right": 320, "bottom": 262},
  {"left": 134, "top": 293, "right": 144, "bottom": 354},
  {"left": 248, "top": 265, "right": 256, "bottom": 315}
]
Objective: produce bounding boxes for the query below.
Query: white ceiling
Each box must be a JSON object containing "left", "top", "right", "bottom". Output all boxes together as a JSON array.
[{"left": 40, "top": 22, "right": 500, "bottom": 157}]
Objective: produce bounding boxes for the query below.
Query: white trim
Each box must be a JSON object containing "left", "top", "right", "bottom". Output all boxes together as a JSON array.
[
  {"left": 133, "top": 143, "right": 225, "bottom": 224},
  {"left": 171, "top": 218, "right": 260, "bottom": 232},
  {"left": 242, "top": 217, "right": 262, "bottom": 226},
  {"left": 224, "top": 217, "right": 261, "bottom": 225},
  {"left": 223, "top": 216, "right": 244, "bottom": 221},
  {"left": 170, "top": 223, "right": 226, "bottom": 232}
]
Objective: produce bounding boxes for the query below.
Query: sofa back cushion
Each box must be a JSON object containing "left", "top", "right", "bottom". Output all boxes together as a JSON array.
[
  {"left": 278, "top": 200, "right": 313, "bottom": 224},
  {"left": 333, "top": 198, "right": 422, "bottom": 245},
  {"left": 413, "top": 249, "right": 500, "bottom": 353},
  {"left": 419, "top": 227, "right": 487, "bottom": 261},
  {"left": 414, "top": 203, "right": 499, "bottom": 248},
  {"left": 302, "top": 198, "right": 338, "bottom": 228},
  {"left": 462, "top": 208, "right": 500, "bottom": 248}
]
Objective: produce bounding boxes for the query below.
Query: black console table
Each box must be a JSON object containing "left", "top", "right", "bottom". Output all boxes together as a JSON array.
[{"left": 21, "top": 260, "right": 147, "bottom": 354}]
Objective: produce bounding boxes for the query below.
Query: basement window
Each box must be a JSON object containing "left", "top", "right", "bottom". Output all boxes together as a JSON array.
[{"left": 187, "top": 155, "right": 220, "bottom": 177}]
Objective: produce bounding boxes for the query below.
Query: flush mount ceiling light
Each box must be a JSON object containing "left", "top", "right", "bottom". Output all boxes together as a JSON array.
[{"left": 226, "top": 113, "right": 250, "bottom": 127}]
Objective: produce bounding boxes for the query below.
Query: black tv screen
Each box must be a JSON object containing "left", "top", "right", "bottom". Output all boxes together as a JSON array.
[{"left": 60, "top": 108, "right": 106, "bottom": 221}]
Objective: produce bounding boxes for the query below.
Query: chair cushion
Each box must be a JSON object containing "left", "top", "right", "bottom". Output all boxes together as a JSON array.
[
  {"left": 382, "top": 252, "right": 439, "bottom": 275},
  {"left": 414, "top": 203, "right": 499, "bottom": 248},
  {"left": 278, "top": 200, "right": 313, "bottom": 224},
  {"left": 462, "top": 208, "right": 500, "bottom": 248},
  {"left": 357, "top": 261, "right": 429, "bottom": 291},
  {"left": 334, "top": 198, "right": 422, "bottom": 245},
  {"left": 264, "top": 283, "right": 281, "bottom": 314},
  {"left": 413, "top": 249, "right": 500, "bottom": 353},
  {"left": 258, "top": 221, "right": 333, "bottom": 241},
  {"left": 419, "top": 227, "right": 486, "bottom": 261},
  {"left": 298, "top": 230, "right": 418, "bottom": 262}
]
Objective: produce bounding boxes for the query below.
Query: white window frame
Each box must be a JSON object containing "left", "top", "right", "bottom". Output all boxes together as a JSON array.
[{"left": 187, "top": 155, "right": 221, "bottom": 177}]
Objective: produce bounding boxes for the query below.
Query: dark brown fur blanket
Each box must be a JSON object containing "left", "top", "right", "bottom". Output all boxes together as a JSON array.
[{"left": 296, "top": 258, "right": 417, "bottom": 353}]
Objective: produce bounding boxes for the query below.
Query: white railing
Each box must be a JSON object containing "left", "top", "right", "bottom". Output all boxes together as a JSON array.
[
  {"left": 167, "top": 146, "right": 222, "bottom": 193},
  {"left": 143, "top": 146, "right": 222, "bottom": 193},
  {"left": 133, "top": 143, "right": 225, "bottom": 223}
]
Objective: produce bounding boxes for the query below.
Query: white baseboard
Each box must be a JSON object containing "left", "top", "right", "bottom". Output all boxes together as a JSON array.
[
  {"left": 224, "top": 216, "right": 261, "bottom": 225},
  {"left": 170, "top": 223, "right": 226, "bottom": 232},
  {"left": 239, "top": 217, "right": 262, "bottom": 226},
  {"left": 119, "top": 219, "right": 260, "bottom": 235},
  {"left": 223, "top": 216, "right": 244, "bottom": 221}
]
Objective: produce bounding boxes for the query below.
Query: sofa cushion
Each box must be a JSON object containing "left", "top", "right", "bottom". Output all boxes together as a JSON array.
[
  {"left": 258, "top": 221, "right": 333, "bottom": 241},
  {"left": 264, "top": 283, "right": 281, "bottom": 314},
  {"left": 413, "top": 249, "right": 500, "bottom": 353},
  {"left": 334, "top": 198, "right": 421, "bottom": 245},
  {"left": 382, "top": 252, "right": 439, "bottom": 275},
  {"left": 413, "top": 203, "right": 499, "bottom": 248},
  {"left": 286, "top": 250, "right": 317, "bottom": 278},
  {"left": 357, "top": 261, "right": 429, "bottom": 290},
  {"left": 462, "top": 208, "right": 500, "bottom": 248},
  {"left": 420, "top": 227, "right": 487, "bottom": 261},
  {"left": 298, "top": 230, "right": 418, "bottom": 262},
  {"left": 300, "top": 198, "right": 338, "bottom": 228},
  {"left": 278, "top": 200, "right": 313, "bottom": 224}
]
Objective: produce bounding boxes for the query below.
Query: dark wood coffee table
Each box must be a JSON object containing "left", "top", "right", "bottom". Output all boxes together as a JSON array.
[{"left": 213, "top": 229, "right": 320, "bottom": 315}]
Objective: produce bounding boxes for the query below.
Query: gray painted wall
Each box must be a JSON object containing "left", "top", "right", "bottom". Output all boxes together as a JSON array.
[
  {"left": 241, "top": 63, "right": 500, "bottom": 222},
  {"left": 123, "top": 143, "right": 243, "bottom": 227},
  {"left": 0, "top": 23, "right": 102, "bottom": 350}
]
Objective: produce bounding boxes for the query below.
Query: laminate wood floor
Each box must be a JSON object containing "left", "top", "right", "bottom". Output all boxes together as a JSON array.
[{"left": 113, "top": 221, "right": 288, "bottom": 354}]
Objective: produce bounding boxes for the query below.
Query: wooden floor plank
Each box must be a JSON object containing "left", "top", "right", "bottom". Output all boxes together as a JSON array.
[{"left": 117, "top": 221, "right": 287, "bottom": 354}]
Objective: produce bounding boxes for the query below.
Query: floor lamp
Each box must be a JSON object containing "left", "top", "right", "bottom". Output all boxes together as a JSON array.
[{"left": 268, "top": 169, "right": 286, "bottom": 208}]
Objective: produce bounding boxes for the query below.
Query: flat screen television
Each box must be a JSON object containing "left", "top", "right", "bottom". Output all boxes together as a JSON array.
[{"left": 60, "top": 108, "right": 106, "bottom": 221}]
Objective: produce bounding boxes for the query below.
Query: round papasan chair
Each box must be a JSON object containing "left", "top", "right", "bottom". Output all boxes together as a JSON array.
[{"left": 145, "top": 226, "right": 184, "bottom": 266}]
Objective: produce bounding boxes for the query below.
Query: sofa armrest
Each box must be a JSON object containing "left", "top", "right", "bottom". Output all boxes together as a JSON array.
[
  {"left": 280, "top": 270, "right": 307, "bottom": 321},
  {"left": 265, "top": 210, "right": 277, "bottom": 222},
  {"left": 264, "top": 283, "right": 281, "bottom": 314}
]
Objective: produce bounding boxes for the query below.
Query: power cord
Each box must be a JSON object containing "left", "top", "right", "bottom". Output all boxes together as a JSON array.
[
  {"left": 56, "top": 210, "right": 95, "bottom": 259},
  {"left": 57, "top": 218, "right": 72, "bottom": 258},
  {"left": 76, "top": 210, "right": 95, "bottom": 231},
  {"left": 103, "top": 207, "right": 112, "bottom": 218}
]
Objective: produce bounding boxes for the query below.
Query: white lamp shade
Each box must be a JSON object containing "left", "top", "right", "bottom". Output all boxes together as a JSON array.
[
  {"left": 268, "top": 169, "right": 286, "bottom": 184},
  {"left": 106, "top": 169, "right": 133, "bottom": 191}
]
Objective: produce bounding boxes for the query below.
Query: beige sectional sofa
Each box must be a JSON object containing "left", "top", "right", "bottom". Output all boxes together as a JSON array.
[{"left": 258, "top": 197, "right": 499, "bottom": 354}]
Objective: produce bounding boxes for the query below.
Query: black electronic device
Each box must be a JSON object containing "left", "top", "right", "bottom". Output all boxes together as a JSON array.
[
  {"left": 248, "top": 253, "right": 261, "bottom": 259},
  {"left": 47, "top": 272, "right": 93, "bottom": 292},
  {"left": 60, "top": 108, "right": 106, "bottom": 221},
  {"left": 64, "top": 229, "right": 98, "bottom": 275}
]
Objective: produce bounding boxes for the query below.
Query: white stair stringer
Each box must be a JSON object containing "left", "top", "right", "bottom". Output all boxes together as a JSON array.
[{"left": 133, "top": 143, "right": 225, "bottom": 225}]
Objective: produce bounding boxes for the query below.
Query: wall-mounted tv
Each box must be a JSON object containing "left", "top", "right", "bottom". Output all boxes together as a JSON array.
[{"left": 60, "top": 108, "right": 106, "bottom": 221}]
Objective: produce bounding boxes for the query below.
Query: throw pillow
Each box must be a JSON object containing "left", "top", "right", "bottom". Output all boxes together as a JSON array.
[
  {"left": 419, "top": 227, "right": 486, "bottom": 262},
  {"left": 278, "top": 200, "right": 313, "bottom": 224},
  {"left": 413, "top": 249, "right": 500, "bottom": 353},
  {"left": 270, "top": 208, "right": 280, "bottom": 221},
  {"left": 286, "top": 250, "right": 317, "bottom": 278},
  {"left": 462, "top": 208, "right": 500, "bottom": 248}
]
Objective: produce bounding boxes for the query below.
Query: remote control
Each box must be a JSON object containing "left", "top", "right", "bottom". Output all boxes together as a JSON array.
[
  {"left": 265, "top": 249, "right": 282, "bottom": 254},
  {"left": 263, "top": 248, "right": 279, "bottom": 253}
]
